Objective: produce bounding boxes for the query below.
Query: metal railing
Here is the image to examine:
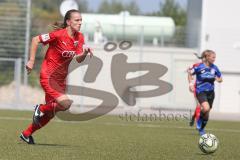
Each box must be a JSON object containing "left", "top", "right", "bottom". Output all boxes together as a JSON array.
[{"left": 0, "top": 57, "right": 22, "bottom": 104}]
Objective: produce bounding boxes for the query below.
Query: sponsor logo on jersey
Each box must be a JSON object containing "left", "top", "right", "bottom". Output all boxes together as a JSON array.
[
  {"left": 62, "top": 51, "right": 76, "bottom": 58},
  {"left": 211, "top": 69, "right": 215, "bottom": 75},
  {"left": 201, "top": 69, "right": 205, "bottom": 74},
  {"left": 61, "top": 41, "right": 67, "bottom": 46}
]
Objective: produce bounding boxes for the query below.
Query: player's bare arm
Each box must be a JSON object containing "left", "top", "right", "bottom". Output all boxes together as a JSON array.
[
  {"left": 187, "top": 67, "right": 195, "bottom": 92},
  {"left": 26, "top": 36, "right": 41, "bottom": 74}
]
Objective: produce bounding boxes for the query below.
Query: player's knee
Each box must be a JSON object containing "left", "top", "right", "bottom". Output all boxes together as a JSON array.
[
  {"left": 201, "top": 104, "right": 210, "bottom": 113},
  {"left": 203, "top": 107, "right": 210, "bottom": 113},
  {"left": 60, "top": 99, "right": 73, "bottom": 111}
]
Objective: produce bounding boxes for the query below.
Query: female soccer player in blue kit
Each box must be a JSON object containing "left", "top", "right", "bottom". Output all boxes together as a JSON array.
[
  {"left": 188, "top": 52, "right": 207, "bottom": 127},
  {"left": 188, "top": 50, "right": 222, "bottom": 135}
]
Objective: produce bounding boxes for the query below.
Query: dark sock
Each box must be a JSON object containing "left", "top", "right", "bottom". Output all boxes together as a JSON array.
[
  {"left": 199, "top": 111, "right": 204, "bottom": 120},
  {"left": 201, "top": 119, "right": 208, "bottom": 130}
]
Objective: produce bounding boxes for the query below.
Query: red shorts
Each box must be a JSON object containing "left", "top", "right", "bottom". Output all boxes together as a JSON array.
[{"left": 40, "top": 77, "right": 66, "bottom": 103}]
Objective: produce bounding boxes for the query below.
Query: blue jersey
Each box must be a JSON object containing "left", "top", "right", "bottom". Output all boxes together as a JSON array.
[{"left": 190, "top": 63, "right": 222, "bottom": 94}]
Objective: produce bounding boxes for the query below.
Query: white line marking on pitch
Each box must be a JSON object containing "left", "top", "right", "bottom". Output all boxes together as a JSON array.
[{"left": 0, "top": 116, "right": 240, "bottom": 133}]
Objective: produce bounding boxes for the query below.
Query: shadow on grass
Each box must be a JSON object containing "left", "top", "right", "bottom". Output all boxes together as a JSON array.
[
  {"left": 18, "top": 142, "right": 79, "bottom": 148},
  {"left": 34, "top": 143, "right": 69, "bottom": 147},
  {"left": 196, "top": 152, "right": 216, "bottom": 157}
]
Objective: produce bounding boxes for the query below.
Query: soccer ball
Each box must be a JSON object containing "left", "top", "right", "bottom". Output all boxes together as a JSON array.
[{"left": 198, "top": 133, "right": 219, "bottom": 154}]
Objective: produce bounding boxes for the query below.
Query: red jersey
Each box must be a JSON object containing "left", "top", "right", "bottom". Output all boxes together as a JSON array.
[{"left": 39, "top": 28, "right": 84, "bottom": 81}]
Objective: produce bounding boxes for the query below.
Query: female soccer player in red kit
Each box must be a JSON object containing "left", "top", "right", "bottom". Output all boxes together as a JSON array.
[{"left": 20, "top": 9, "right": 93, "bottom": 144}]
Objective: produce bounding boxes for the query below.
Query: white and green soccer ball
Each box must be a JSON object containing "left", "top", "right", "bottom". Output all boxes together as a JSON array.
[{"left": 198, "top": 133, "right": 219, "bottom": 154}]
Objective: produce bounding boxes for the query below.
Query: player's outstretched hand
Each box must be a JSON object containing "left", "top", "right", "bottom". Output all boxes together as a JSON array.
[
  {"left": 26, "top": 60, "right": 34, "bottom": 75},
  {"left": 83, "top": 45, "right": 93, "bottom": 58},
  {"left": 215, "top": 76, "right": 223, "bottom": 83}
]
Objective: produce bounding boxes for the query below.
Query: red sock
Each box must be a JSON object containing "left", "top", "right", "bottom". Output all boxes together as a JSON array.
[
  {"left": 195, "top": 105, "right": 201, "bottom": 121},
  {"left": 22, "top": 114, "right": 53, "bottom": 137}
]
